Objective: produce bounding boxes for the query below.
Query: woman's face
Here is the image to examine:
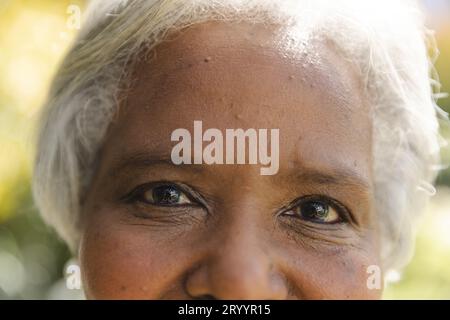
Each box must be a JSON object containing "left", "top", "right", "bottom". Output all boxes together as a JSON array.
[{"left": 79, "top": 22, "right": 382, "bottom": 299}]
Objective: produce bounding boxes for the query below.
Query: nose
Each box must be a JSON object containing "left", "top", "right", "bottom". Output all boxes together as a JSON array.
[{"left": 185, "top": 217, "right": 288, "bottom": 300}]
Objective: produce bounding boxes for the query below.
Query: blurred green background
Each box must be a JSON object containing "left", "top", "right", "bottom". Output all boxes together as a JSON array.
[{"left": 0, "top": 0, "right": 449, "bottom": 299}]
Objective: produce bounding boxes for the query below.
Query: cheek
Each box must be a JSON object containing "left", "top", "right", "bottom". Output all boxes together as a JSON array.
[
  {"left": 78, "top": 215, "right": 194, "bottom": 299},
  {"left": 285, "top": 242, "right": 383, "bottom": 299}
]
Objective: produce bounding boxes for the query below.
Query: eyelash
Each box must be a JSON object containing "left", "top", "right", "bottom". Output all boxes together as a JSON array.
[
  {"left": 279, "top": 195, "right": 352, "bottom": 225},
  {"left": 121, "top": 181, "right": 202, "bottom": 208},
  {"left": 122, "top": 181, "right": 353, "bottom": 224}
]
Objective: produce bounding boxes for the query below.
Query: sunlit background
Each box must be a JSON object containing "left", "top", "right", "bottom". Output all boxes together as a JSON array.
[{"left": 0, "top": 0, "right": 449, "bottom": 299}]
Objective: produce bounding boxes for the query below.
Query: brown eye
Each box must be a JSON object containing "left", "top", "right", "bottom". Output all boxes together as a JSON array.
[
  {"left": 141, "top": 184, "right": 192, "bottom": 206},
  {"left": 285, "top": 198, "right": 342, "bottom": 224}
]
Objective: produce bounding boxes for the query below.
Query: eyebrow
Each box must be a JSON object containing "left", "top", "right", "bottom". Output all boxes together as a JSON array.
[
  {"left": 282, "top": 167, "right": 371, "bottom": 191},
  {"left": 107, "top": 151, "right": 370, "bottom": 190},
  {"left": 107, "top": 151, "right": 203, "bottom": 178}
]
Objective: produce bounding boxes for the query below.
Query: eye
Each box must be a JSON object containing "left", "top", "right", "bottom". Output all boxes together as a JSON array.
[
  {"left": 127, "top": 183, "right": 193, "bottom": 206},
  {"left": 283, "top": 197, "right": 344, "bottom": 224}
]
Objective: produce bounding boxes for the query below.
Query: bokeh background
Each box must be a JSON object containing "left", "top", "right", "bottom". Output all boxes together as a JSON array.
[{"left": 0, "top": 0, "right": 449, "bottom": 299}]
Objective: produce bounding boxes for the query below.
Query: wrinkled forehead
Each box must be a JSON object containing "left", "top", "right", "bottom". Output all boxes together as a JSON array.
[
  {"left": 123, "top": 24, "right": 368, "bottom": 128},
  {"left": 107, "top": 21, "right": 372, "bottom": 176},
  {"left": 132, "top": 21, "right": 366, "bottom": 101}
]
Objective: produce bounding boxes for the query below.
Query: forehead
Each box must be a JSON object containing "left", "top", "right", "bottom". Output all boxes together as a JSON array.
[{"left": 106, "top": 21, "right": 372, "bottom": 178}]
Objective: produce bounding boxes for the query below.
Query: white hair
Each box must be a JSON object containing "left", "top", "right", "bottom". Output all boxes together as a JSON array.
[{"left": 33, "top": 0, "right": 447, "bottom": 273}]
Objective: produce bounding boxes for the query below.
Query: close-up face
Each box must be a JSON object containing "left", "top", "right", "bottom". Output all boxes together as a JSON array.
[{"left": 79, "top": 21, "right": 381, "bottom": 299}]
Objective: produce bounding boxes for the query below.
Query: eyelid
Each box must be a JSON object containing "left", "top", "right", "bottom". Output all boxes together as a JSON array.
[
  {"left": 121, "top": 181, "right": 206, "bottom": 208},
  {"left": 280, "top": 195, "right": 354, "bottom": 225}
]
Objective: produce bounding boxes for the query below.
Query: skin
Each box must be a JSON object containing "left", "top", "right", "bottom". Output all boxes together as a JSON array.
[{"left": 79, "top": 21, "right": 383, "bottom": 299}]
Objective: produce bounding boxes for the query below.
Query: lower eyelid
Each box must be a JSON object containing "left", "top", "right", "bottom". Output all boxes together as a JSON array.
[
  {"left": 277, "top": 218, "right": 357, "bottom": 248},
  {"left": 135, "top": 201, "right": 199, "bottom": 209},
  {"left": 128, "top": 202, "right": 202, "bottom": 217},
  {"left": 279, "top": 216, "right": 350, "bottom": 236}
]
